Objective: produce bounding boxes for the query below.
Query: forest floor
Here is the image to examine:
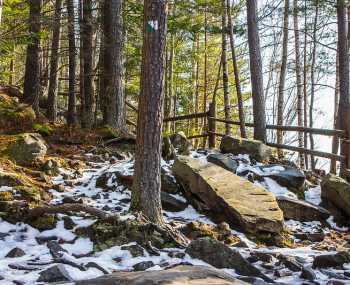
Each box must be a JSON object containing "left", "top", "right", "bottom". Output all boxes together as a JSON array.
[{"left": 0, "top": 141, "right": 350, "bottom": 284}]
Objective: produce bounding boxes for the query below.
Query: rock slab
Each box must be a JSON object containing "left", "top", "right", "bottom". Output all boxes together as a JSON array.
[
  {"left": 220, "top": 136, "right": 272, "bottom": 162},
  {"left": 76, "top": 265, "right": 247, "bottom": 285},
  {"left": 173, "top": 156, "right": 284, "bottom": 234},
  {"left": 321, "top": 174, "right": 350, "bottom": 217}
]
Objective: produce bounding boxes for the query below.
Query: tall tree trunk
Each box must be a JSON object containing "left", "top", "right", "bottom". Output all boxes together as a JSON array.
[
  {"left": 303, "top": 0, "right": 309, "bottom": 169},
  {"left": 24, "top": 0, "right": 42, "bottom": 114},
  {"left": 0, "top": 0, "right": 3, "bottom": 26},
  {"left": 102, "top": 0, "right": 125, "bottom": 129},
  {"left": 67, "top": 0, "right": 77, "bottom": 125},
  {"left": 337, "top": 0, "right": 350, "bottom": 171},
  {"left": 194, "top": 34, "right": 200, "bottom": 148},
  {"left": 277, "top": 0, "right": 290, "bottom": 157},
  {"left": 309, "top": 0, "right": 319, "bottom": 170},
  {"left": 246, "top": 0, "right": 266, "bottom": 142},
  {"left": 46, "top": 0, "right": 62, "bottom": 122},
  {"left": 202, "top": 3, "right": 208, "bottom": 147},
  {"left": 79, "top": 0, "right": 85, "bottom": 125},
  {"left": 131, "top": 0, "right": 167, "bottom": 225},
  {"left": 81, "top": 0, "right": 94, "bottom": 129},
  {"left": 293, "top": 0, "right": 304, "bottom": 168},
  {"left": 227, "top": 0, "right": 246, "bottom": 138},
  {"left": 222, "top": 0, "right": 231, "bottom": 136},
  {"left": 331, "top": 50, "right": 340, "bottom": 173}
]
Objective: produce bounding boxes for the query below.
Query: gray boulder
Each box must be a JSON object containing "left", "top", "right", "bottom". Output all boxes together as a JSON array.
[
  {"left": 76, "top": 265, "right": 248, "bottom": 285},
  {"left": 313, "top": 251, "right": 350, "bottom": 268},
  {"left": 276, "top": 196, "right": 330, "bottom": 222},
  {"left": 37, "top": 264, "right": 73, "bottom": 283},
  {"left": 161, "top": 192, "right": 188, "bottom": 212},
  {"left": 173, "top": 156, "right": 284, "bottom": 234},
  {"left": 207, "top": 153, "right": 239, "bottom": 173},
  {"left": 220, "top": 136, "right": 272, "bottom": 162},
  {"left": 321, "top": 174, "right": 350, "bottom": 218},
  {"left": 186, "top": 238, "right": 272, "bottom": 282},
  {"left": 170, "top": 131, "right": 191, "bottom": 155}
]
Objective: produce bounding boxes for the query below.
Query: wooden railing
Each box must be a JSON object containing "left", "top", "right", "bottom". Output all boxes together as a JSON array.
[{"left": 126, "top": 100, "right": 347, "bottom": 165}]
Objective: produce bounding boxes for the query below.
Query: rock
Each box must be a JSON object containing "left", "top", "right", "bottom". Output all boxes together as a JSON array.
[
  {"left": 313, "top": 251, "right": 350, "bottom": 268},
  {"left": 276, "top": 196, "right": 330, "bottom": 222},
  {"left": 121, "top": 244, "right": 145, "bottom": 257},
  {"left": 186, "top": 238, "right": 272, "bottom": 282},
  {"left": 76, "top": 265, "right": 248, "bottom": 285},
  {"left": 321, "top": 174, "right": 350, "bottom": 217},
  {"left": 5, "top": 247, "right": 26, "bottom": 258},
  {"left": 172, "top": 156, "right": 284, "bottom": 234},
  {"left": 277, "top": 254, "right": 302, "bottom": 272},
  {"left": 170, "top": 132, "right": 191, "bottom": 155},
  {"left": 300, "top": 266, "right": 317, "bottom": 281},
  {"left": 37, "top": 264, "right": 73, "bottom": 283},
  {"left": 220, "top": 136, "right": 272, "bottom": 162},
  {"left": 1, "top": 133, "right": 47, "bottom": 166},
  {"left": 47, "top": 240, "right": 68, "bottom": 258},
  {"left": 85, "top": 262, "right": 109, "bottom": 274},
  {"left": 294, "top": 232, "right": 325, "bottom": 242},
  {"left": 207, "top": 153, "right": 239, "bottom": 173},
  {"left": 161, "top": 167, "right": 182, "bottom": 194},
  {"left": 0, "top": 93, "right": 36, "bottom": 134},
  {"left": 0, "top": 170, "right": 25, "bottom": 187},
  {"left": 161, "top": 192, "right": 187, "bottom": 212},
  {"left": 162, "top": 136, "right": 176, "bottom": 160},
  {"left": 250, "top": 252, "right": 274, "bottom": 263},
  {"left": 0, "top": 191, "right": 14, "bottom": 201},
  {"left": 133, "top": 261, "right": 155, "bottom": 271}
]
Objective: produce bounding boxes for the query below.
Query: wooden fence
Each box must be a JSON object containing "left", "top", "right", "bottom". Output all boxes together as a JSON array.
[{"left": 126, "top": 101, "right": 348, "bottom": 167}]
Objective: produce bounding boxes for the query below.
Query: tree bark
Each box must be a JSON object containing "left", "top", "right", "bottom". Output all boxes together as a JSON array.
[
  {"left": 131, "top": 0, "right": 167, "bottom": 225},
  {"left": 81, "top": 0, "right": 94, "bottom": 129},
  {"left": 46, "top": 0, "right": 62, "bottom": 122},
  {"left": 293, "top": 0, "right": 304, "bottom": 168},
  {"left": 309, "top": 0, "right": 319, "bottom": 170},
  {"left": 67, "top": 0, "right": 77, "bottom": 125},
  {"left": 337, "top": 0, "right": 350, "bottom": 170},
  {"left": 277, "top": 0, "right": 290, "bottom": 157},
  {"left": 79, "top": 0, "right": 85, "bottom": 125},
  {"left": 23, "top": 0, "right": 42, "bottom": 114},
  {"left": 246, "top": 0, "right": 266, "bottom": 142},
  {"left": 102, "top": 0, "right": 125, "bottom": 129},
  {"left": 0, "top": 0, "right": 3, "bottom": 26},
  {"left": 222, "top": 0, "right": 231, "bottom": 136},
  {"left": 227, "top": 0, "right": 246, "bottom": 138},
  {"left": 303, "top": 0, "right": 309, "bottom": 169}
]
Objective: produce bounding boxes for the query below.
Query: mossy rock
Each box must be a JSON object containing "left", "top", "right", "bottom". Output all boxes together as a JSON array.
[
  {"left": 0, "top": 133, "right": 47, "bottom": 166},
  {"left": 15, "top": 186, "right": 42, "bottom": 202},
  {"left": 0, "top": 93, "right": 36, "bottom": 133},
  {"left": 0, "top": 191, "right": 14, "bottom": 201},
  {"left": 33, "top": 123, "right": 53, "bottom": 137},
  {"left": 27, "top": 214, "right": 57, "bottom": 231},
  {"left": 0, "top": 170, "right": 26, "bottom": 187},
  {"left": 97, "top": 125, "right": 121, "bottom": 140}
]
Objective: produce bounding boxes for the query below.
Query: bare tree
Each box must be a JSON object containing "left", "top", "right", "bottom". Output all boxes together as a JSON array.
[
  {"left": 131, "top": 0, "right": 167, "bottom": 225},
  {"left": 23, "top": 0, "right": 42, "bottom": 114},
  {"left": 277, "top": 0, "right": 290, "bottom": 157},
  {"left": 47, "top": 0, "right": 62, "bottom": 122},
  {"left": 246, "top": 0, "right": 266, "bottom": 142}
]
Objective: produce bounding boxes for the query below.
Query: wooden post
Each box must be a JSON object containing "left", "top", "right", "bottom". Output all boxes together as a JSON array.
[{"left": 208, "top": 102, "right": 216, "bottom": 148}]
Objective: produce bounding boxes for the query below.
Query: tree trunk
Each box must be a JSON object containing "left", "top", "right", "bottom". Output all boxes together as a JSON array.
[
  {"left": 102, "top": 0, "right": 125, "bottom": 129},
  {"left": 227, "top": 0, "right": 246, "bottom": 138},
  {"left": 81, "top": 0, "right": 94, "bottom": 129},
  {"left": 293, "top": 0, "right": 304, "bottom": 168},
  {"left": 46, "top": 0, "right": 62, "bottom": 122},
  {"left": 309, "top": 0, "right": 319, "bottom": 170},
  {"left": 277, "top": 0, "right": 289, "bottom": 157},
  {"left": 337, "top": 0, "right": 350, "bottom": 170},
  {"left": 0, "top": 0, "right": 3, "bottom": 26},
  {"left": 202, "top": 4, "right": 208, "bottom": 147},
  {"left": 246, "top": 0, "right": 266, "bottom": 142},
  {"left": 131, "top": 0, "right": 167, "bottom": 225},
  {"left": 78, "top": 0, "right": 85, "bottom": 125},
  {"left": 303, "top": 0, "right": 309, "bottom": 169},
  {"left": 222, "top": 0, "right": 231, "bottom": 136},
  {"left": 331, "top": 49, "right": 340, "bottom": 174},
  {"left": 23, "top": 0, "right": 42, "bottom": 114},
  {"left": 67, "top": 0, "right": 77, "bottom": 125}
]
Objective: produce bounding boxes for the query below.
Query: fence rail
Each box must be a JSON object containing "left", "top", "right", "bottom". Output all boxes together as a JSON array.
[{"left": 126, "top": 101, "right": 346, "bottom": 165}]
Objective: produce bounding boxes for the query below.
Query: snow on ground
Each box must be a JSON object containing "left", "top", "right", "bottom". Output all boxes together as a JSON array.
[{"left": 0, "top": 153, "right": 349, "bottom": 284}]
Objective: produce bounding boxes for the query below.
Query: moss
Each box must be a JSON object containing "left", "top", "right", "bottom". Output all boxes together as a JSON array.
[
  {"left": 15, "top": 186, "right": 41, "bottom": 202},
  {"left": 97, "top": 125, "right": 120, "bottom": 139},
  {"left": 0, "top": 191, "right": 14, "bottom": 201},
  {"left": 28, "top": 214, "right": 57, "bottom": 231},
  {"left": 33, "top": 123, "right": 53, "bottom": 137}
]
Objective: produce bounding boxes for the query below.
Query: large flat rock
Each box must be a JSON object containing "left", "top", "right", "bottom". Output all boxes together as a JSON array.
[
  {"left": 173, "top": 156, "right": 284, "bottom": 234},
  {"left": 75, "top": 265, "right": 247, "bottom": 285}
]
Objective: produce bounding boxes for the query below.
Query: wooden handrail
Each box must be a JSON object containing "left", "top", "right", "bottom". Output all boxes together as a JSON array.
[
  {"left": 164, "top": 112, "right": 208, "bottom": 122},
  {"left": 209, "top": 117, "right": 346, "bottom": 137}
]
